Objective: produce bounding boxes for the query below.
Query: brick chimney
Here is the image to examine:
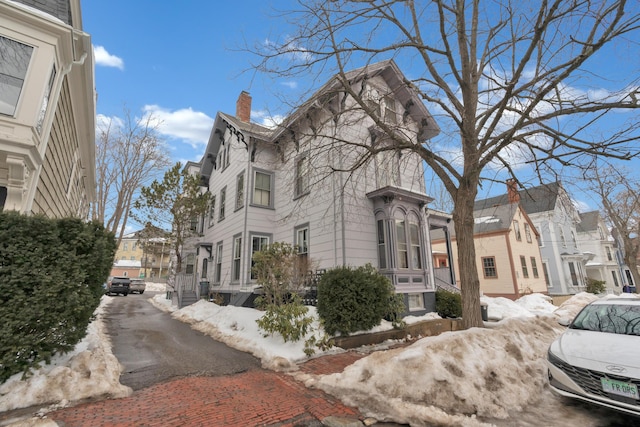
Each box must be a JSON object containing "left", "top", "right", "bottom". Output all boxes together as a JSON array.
[
  {"left": 507, "top": 179, "right": 520, "bottom": 203},
  {"left": 236, "top": 91, "right": 252, "bottom": 123}
]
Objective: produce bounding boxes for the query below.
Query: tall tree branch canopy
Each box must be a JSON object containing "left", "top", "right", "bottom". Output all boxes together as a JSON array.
[{"left": 250, "top": 0, "right": 640, "bottom": 328}]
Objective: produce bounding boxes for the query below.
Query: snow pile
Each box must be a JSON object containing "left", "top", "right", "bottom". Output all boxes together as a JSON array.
[
  {"left": 306, "top": 293, "right": 595, "bottom": 426},
  {"left": 312, "top": 316, "right": 563, "bottom": 426},
  {"left": 0, "top": 289, "right": 605, "bottom": 426},
  {"left": 0, "top": 296, "right": 131, "bottom": 413},
  {"left": 158, "top": 299, "right": 345, "bottom": 370}
]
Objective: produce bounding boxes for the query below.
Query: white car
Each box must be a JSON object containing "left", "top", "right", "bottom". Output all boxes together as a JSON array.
[
  {"left": 129, "top": 278, "right": 146, "bottom": 294},
  {"left": 547, "top": 297, "right": 640, "bottom": 416}
]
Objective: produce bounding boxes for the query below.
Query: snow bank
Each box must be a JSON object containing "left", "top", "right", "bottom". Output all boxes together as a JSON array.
[
  {"left": 0, "top": 297, "right": 131, "bottom": 412},
  {"left": 312, "top": 315, "right": 565, "bottom": 425}
]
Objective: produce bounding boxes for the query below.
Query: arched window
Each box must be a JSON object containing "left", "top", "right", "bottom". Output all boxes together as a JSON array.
[{"left": 393, "top": 209, "right": 424, "bottom": 271}]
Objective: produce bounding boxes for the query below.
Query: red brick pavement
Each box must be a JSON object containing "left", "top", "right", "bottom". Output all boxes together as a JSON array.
[{"left": 47, "top": 351, "right": 370, "bottom": 427}]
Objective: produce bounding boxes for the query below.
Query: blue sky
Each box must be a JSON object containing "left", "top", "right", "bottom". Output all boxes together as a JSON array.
[
  {"left": 82, "top": 1, "right": 639, "bottom": 213},
  {"left": 83, "top": 0, "right": 298, "bottom": 166}
]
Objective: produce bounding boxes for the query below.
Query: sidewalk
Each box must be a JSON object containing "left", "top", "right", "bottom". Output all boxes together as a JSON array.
[{"left": 45, "top": 351, "right": 374, "bottom": 427}]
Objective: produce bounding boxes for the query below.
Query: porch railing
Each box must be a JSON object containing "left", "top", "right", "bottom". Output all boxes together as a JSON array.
[{"left": 174, "top": 273, "right": 197, "bottom": 307}]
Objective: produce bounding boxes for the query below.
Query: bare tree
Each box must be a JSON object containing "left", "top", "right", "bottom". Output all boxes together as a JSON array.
[
  {"left": 583, "top": 163, "right": 640, "bottom": 290},
  {"left": 251, "top": 0, "right": 640, "bottom": 328},
  {"left": 92, "top": 107, "right": 171, "bottom": 245}
]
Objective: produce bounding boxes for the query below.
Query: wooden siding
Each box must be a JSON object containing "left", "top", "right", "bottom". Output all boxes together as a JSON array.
[{"left": 33, "top": 78, "right": 86, "bottom": 218}]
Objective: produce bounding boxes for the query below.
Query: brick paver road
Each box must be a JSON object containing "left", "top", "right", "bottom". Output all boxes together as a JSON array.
[{"left": 47, "top": 352, "right": 368, "bottom": 427}]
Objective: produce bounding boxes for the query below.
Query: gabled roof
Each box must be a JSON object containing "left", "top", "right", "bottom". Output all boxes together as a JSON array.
[
  {"left": 200, "top": 60, "right": 441, "bottom": 181},
  {"left": 473, "top": 203, "right": 519, "bottom": 235},
  {"left": 271, "top": 59, "right": 440, "bottom": 142},
  {"left": 577, "top": 211, "right": 601, "bottom": 233},
  {"left": 431, "top": 202, "right": 522, "bottom": 240},
  {"left": 475, "top": 182, "right": 562, "bottom": 214}
]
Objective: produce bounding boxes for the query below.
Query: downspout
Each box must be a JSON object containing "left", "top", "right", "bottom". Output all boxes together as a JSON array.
[
  {"left": 340, "top": 144, "right": 346, "bottom": 266},
  {"left": 243, "top": 137, "right": 252, "bottom": 290}
]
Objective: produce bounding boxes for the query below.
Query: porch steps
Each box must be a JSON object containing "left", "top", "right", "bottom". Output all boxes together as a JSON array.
[{"left": 180, "top": 291, "right": 198, "bottom": 308}]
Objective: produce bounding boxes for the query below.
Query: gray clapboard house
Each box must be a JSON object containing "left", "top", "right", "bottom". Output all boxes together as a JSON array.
[{"left": 179, "top": 60, "right": 454, "bottom": 314}]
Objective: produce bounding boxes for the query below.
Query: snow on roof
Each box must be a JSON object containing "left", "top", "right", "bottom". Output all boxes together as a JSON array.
[{"left": 114, "top": 259, "right": 141, "bottom": 268}]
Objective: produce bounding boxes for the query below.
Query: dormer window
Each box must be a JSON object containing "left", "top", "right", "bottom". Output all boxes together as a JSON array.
[{"left": 0, "top": 35, "right": 33, "bottom": 117}]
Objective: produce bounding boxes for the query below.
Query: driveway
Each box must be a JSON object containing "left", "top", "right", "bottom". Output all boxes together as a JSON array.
[{"left": 103, "top": 291, "right": 261, "bottom": 390}]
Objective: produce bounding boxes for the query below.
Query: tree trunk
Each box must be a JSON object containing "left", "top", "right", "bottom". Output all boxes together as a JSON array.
[{"left": 452, "top": 178, "right": 484, "bottom": 329}]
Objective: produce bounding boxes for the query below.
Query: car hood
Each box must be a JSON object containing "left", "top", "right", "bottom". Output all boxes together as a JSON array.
[{"left": 550, "top": 329, "right": 640, "bottom": 376}]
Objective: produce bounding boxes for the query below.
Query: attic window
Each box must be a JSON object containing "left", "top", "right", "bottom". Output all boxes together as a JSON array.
[{"left": 363, "top": 84, "right": 396, "bottom": 124}]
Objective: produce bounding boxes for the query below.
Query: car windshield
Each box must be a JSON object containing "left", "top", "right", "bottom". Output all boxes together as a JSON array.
[{"left": 570, "top": 304, "right": 640, "bottom": 335}]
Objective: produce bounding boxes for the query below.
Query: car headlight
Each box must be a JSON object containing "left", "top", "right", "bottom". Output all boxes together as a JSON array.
[{"left": 547, "top": 347, "right": 564, "bottom": 368}]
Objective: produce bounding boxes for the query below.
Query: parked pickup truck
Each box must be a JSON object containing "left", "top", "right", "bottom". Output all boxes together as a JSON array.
[{"left": 106, "top": 276, "right": 130, "bottom": 296}]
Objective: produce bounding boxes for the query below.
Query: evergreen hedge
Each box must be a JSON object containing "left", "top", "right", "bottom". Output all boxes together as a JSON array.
[
  {"left": 435, "top": 289, "right": 462, "bottom": 318},
  {"left": 317, "top": 264, "right": 405, "bottom": 336},
  {"left": 0, "top": 211, "right": 116, "bottom": 383}
]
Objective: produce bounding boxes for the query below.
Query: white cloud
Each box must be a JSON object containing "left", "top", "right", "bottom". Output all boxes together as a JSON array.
[
  {"left": 252, "top": 109, "right": 284, "bottom": 128},
  {"left": 263, "top": 38, "right": 314, "bottom": 63},
  {"left": 93, "top": 45, "right": 124, "bottom": 70},
  {"left": 572, "top": 198, "right": 592, "bottom": 213},
  {"left": 141, "top": 105, "right": 214, "bottom": 149},
  {"left": 281, "top": 81, "right": 298, "bottom": 89}
]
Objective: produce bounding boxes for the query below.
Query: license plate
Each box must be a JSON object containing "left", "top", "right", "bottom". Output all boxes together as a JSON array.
[{"left": 601, "top": 378, "right": 639, "bottom": 399}]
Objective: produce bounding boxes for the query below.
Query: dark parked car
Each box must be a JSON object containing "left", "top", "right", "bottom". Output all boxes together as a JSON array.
[{"left": 106, "top": 276, "right": 130, "bottom": 296}]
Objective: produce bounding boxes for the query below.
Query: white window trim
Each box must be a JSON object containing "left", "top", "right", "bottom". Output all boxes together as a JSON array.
[{"left": 251, "top": 169, "right": 275, "bottom": 208}]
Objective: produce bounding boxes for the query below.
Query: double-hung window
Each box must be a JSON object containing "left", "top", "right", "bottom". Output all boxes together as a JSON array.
[
  {"left": 409, "top": 222, "right": 422, "bottom": 269},
  {"left": 253, "top": 170, "right": 273, "bottom": 207},
  {"left": 513, "top": 220, "right": 521, "bottom": 241},
  {"left": 295, "top": 155, "right": 309, "bottom": 197},
  {"left": 219, "top": 187, "right": 226, "bottom": 221},
  {"left": 520, "top": 256, "right": 529, "bottom": 278},
  {"left": 377, "top": 220, "right": 387, "bottom": 269},
  {"left": 236, "top": 173, "right": 244, "bottom": 210},
  {"left": 482, "top": 257, "right": 497, "bottom": 278},
  {"left": 531, "top": 257, "right": 539, "bottom": 278},
  {"left": 296, "top": 226, "right": 309, "bottom": 263},
  {"left": 250, "top": 235, "right": 270, "bottom": 280},
  {"left": 214, "top": 243, "right": 223, "bottom": 284},
  {"left": 0, "top": 36, "right": 33, "bottom": 116},
  {"left": 232, "top": 235, "right": 242, "bottom": 282},
  {"left": 524, "top": 223, "right": 532, "bottom": 243},
  {"left": 208, "top": 195, "right": 216, "bottom": 227},
  {"left": 396, "top": 220, "right": 408, "bottom": 269}
]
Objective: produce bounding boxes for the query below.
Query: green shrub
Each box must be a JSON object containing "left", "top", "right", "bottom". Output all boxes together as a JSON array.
[
  {"left": 317, "top": 264, "right": 405, "bottom": 336},
  {"left": 435, "top": 289, "right": 462, "bottom": 318},
  {"left": 256, "top": 294, "right": 314, "bottom": 343},
  {"left": 586, "top": 278, "right": 606, "bottom": 294},
  {"left": 0, "top": 212, "right": 116, "bottom": 383}
]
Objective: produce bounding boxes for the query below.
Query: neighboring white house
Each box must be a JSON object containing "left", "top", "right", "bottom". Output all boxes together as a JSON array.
[
  {"left": 576, "top": 210, "right": 630, "bottom": 293},
  {"left": 475, "top": 181, "right": 591, "bottom": 296},
  {"left": 0, "top": 0, "right": 95, "bottom": 218},
  {"left": 184, "top": 60, "right": 452, "bottom": 314}
]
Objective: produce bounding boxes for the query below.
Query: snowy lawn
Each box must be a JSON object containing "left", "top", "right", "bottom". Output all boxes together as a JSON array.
[{"left": 2, "top": 284, "right": 628, "bottom": 426}]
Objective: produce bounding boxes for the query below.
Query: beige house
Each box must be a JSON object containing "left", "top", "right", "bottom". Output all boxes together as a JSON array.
[
  {"left": 0, "top": 0, "right": 95, "bottom": 218},
  {"left": 432, "top": 201, "right": 547, "bottom": 299},
  {"left": 112, "top": 231, "right": 171, "bottom": 280}
]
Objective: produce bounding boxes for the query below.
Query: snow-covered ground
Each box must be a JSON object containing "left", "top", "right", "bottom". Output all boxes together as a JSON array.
[{"left": 1, "top": 285, "right": 633, "bottom": 426}]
